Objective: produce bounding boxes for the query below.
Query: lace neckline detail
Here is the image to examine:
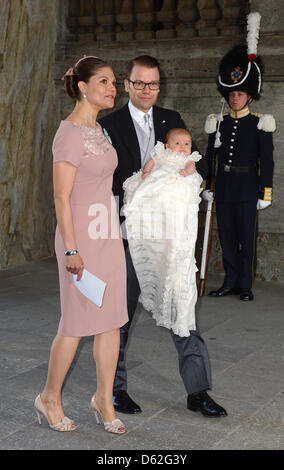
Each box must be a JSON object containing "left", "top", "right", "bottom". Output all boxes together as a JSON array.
[
  {"left": 61, "top": 120, "right": 111, "bottom": 155},
  {"left": 151, "top": 141, "right": 202, "bottom": 164}
]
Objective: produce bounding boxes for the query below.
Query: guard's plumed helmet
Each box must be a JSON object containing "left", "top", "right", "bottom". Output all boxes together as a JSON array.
[{"left": 217, "top": 12, "right": 263, "bottom": 101}]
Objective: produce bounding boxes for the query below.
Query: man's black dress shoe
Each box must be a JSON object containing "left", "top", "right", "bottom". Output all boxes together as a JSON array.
[
  {"left": 113, "top": 390, "right": 142, "bottom": 414},
  {"left": 209, "top": 286, "right": 239, "bottom": 297},
  {"left": 240, "top": 288, "right": 254, "bottom": 301},
  {"left": 187, "top": 391, "right": 227, "bottom": 418}
]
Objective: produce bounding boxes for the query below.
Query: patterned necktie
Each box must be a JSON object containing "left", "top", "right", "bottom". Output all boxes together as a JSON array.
[
  {"left": 144, "top": 113, "right": 151, "bottom": 136},
  {"left": 143, "top": 113, "right": 152, "bottom": 151}
]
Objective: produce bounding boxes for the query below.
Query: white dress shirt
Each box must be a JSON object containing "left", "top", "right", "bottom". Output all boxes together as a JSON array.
[{"left": 128, "top": 100, "right": 153, "bottom": 133}]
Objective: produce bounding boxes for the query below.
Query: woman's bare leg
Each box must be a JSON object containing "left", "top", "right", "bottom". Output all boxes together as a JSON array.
[
  {"left": 93, "top": 328, "right": 120, "bottom": 422},
  {"left": 40, "top": 335, "right": 80, "bottom": 425}
]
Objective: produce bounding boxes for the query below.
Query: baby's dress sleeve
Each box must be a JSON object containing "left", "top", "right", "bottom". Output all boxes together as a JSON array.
[{"left": 52, "top": 124, "right": 85, "bottom": 168}]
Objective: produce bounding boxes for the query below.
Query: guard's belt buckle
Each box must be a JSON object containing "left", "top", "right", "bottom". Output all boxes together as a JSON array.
[{"left": 224, "top": 164, "right": 231, "bottom": 172}]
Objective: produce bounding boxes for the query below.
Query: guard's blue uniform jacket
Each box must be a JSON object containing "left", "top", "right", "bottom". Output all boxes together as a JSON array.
[{"left": 206, "top": 108, "right": 274, "bottom": 202}]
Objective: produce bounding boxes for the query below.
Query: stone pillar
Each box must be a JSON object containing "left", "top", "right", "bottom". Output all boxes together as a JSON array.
[
  {"left": 196, "top": 0, "right": 221, "bottom": 36},
  {"left": 217, "top": 0, "right": 243, "bottom": 36},
  {"left": 115, "top": 0, "right": 135, "bottom": 41},
  {"left": 0, "top": 0, "right": 60, "bottom": 268},
  {"left": 95, "top": 0, "right": 115, "bottom": 41},
  {"left": 250, "top": 0, "right": 284, "bottom": 33},
  {"left": 156, "top": 0, "right": 177, "bottom": 39},
  {"left": 67, "top": 0, "right": 80, "bottom": 35},
  {"left": 134, "top": 0, "right": 154, "bottom": 40},
  {"left": 176, "top": 0, "right": 198, "bottom": 38},
  {"left": 76, "top": 0, "right": 95, "bottom": 38}
]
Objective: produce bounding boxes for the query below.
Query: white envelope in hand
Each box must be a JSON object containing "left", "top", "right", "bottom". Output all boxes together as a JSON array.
[{"left": 73, "top": 269, "right": 106, "bottom": 308}]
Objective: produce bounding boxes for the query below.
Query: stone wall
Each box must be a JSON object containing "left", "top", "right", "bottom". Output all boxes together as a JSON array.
[
  {"left": 1, "top": 0, "right": 283, "bottom": 283},
  {"left": 0, "top": 0, "right": 64, "bottom": 268}
]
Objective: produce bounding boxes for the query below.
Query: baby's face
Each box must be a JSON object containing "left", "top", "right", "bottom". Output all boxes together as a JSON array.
[{"left": 166, "top": 132, "right": 192, "bottom": 155}]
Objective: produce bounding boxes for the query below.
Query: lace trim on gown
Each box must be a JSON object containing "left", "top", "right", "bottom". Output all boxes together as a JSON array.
[
  {"left": 151, "top": 141, "right": 202, "bottom": 167},
  {"left": 122, "top": 143, "right": 203, "bottom": 337}
]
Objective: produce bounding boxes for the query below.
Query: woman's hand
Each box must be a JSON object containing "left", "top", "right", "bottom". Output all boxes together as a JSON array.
[{"left": 65, "top": 253, "right": 84, "bottom": 281}]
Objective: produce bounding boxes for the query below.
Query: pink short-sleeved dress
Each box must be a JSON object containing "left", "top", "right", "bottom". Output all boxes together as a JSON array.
[{"left": 52, "top": 120, "right": 128, "bottom": 337}]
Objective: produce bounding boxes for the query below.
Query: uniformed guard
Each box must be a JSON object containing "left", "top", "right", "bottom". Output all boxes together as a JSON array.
[{"left": 203, "top": 12, "right": 275, "bottom": 301}]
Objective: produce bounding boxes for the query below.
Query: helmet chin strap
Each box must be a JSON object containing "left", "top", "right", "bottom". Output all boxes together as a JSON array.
[
  {"left": 244, "top": 95, "right": 253, "bottom": 108},
  {"left": 244, "top": 96, "right": 253, "bottom": 108}
]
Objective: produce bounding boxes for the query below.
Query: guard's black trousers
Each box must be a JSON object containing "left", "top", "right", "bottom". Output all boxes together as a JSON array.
[
  {"left": 113, "top": 247, "right": 212, "bottom": 395},
  {"left": 216, "top": 200, "right": 258, "bottom": 290}
]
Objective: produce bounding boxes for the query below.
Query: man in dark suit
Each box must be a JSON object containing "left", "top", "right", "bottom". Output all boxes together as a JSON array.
[{"left": 99, "top": 55, "right": 226, "bottom": 418}]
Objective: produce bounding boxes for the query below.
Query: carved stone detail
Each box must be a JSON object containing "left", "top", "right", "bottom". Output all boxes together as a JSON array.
[
  {"left": 176, "top": 0, "right": 198, "bottom": 38},
  {"left": 67, "top": 0, "right": 251, "bottom": 39},
  {"left": 115, "top": 0, "right": 135, "bottom": 41},
  {"left": 195, "top": 0, "right": 221, "bottom": 36},
  {"left": 95, "top": 0, "right": 114, "bottom": 41},
  {"left": 134, "top": 0, "right": 154, "bottom": 40},
  {"left": 156, "top": 0, "right": 177, "bottom": 39},
  {"left": 217, "top": 0, "right": 243, "bottom": 36}
]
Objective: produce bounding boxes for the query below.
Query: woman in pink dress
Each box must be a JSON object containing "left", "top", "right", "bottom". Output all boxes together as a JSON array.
[{"left": 34, "top": 56, "right": 128, "bottom": 434}]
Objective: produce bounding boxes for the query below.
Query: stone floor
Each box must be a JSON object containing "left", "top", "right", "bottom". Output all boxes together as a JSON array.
[{"left": 0, "top": 257, "right": 283, "bottom": 451}]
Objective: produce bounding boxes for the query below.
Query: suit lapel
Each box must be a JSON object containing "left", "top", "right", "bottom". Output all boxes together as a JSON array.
[
  {"left": 115, "top": 105, "right": 168, "bottom": 169},
  {"left": 116, "top": 104, "right": 141, "bottom": 170},
  {"left": 153, "top": 106, "right": 167, "bottom": 143}
]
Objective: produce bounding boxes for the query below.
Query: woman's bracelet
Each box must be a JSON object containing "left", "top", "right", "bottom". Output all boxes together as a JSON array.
[{"left": 64, "top": 250, "right": 79, "bottom": 256}]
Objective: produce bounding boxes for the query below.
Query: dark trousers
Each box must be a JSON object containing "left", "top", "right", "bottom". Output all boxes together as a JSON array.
[
  {"left": 216, "top": 200, "right": 258, "bottom": 289},
  {"left": 113, "top": 247, "right": 212, "bottom": 395},
  {"left": 113, "top": 246, "right": 141, "bottom": 392}
]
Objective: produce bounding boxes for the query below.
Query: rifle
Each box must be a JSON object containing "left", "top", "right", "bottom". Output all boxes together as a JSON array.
[
  {"left": 198, "top": 145, "right": 217, "bottom": 297},
  {"left": 199, "top": 100, "right": 225, "bottom": 296},
  {"left": 198, "top": 180, "right": 215, "bottom": 297}
]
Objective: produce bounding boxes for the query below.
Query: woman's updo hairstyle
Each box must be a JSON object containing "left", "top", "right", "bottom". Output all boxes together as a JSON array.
[{"left": 62, "top": 56, "right": 109, "bottom": 100}]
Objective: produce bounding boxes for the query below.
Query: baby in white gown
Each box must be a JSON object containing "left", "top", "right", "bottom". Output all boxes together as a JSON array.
[
  {"left": 122, "top": 129, "right": 203, "bottom": 337},
  {"left": 142, "top": 128, "right": 197, "bottom": 179}
]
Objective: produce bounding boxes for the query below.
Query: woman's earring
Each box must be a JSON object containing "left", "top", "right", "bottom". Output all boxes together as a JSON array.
[{"left": 83, "top": 93, "right": 87, "bottom": 99}]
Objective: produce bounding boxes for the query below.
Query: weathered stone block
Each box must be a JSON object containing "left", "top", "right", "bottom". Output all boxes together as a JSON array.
[{"left": 0, "top": 0, "right": 60, "bottom": 269}]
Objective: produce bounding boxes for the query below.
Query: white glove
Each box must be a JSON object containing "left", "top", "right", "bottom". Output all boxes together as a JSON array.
[
  {"left": 257, "top": 199, "right": 271, "bottom": 210},
  {"left": 202, "top": 190, "right": 214, "bottom": 202}
]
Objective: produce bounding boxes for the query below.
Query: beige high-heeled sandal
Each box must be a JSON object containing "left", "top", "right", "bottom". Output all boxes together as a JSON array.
[
  {"left": 34, "top": 394, "right": 76, "bottom": 432},
  {"left": 90, "top": 395, "right": 126, "bottom": 434}
]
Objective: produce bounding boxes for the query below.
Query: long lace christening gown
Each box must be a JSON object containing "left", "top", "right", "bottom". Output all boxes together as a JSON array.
[{"left": 122, "top": 142, "right": 203, "bottom": 337}]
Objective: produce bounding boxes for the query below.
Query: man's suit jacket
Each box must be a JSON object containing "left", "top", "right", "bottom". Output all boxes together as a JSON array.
[{"left": 99, "top": 103, "right": 208, "bottom": 216}]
